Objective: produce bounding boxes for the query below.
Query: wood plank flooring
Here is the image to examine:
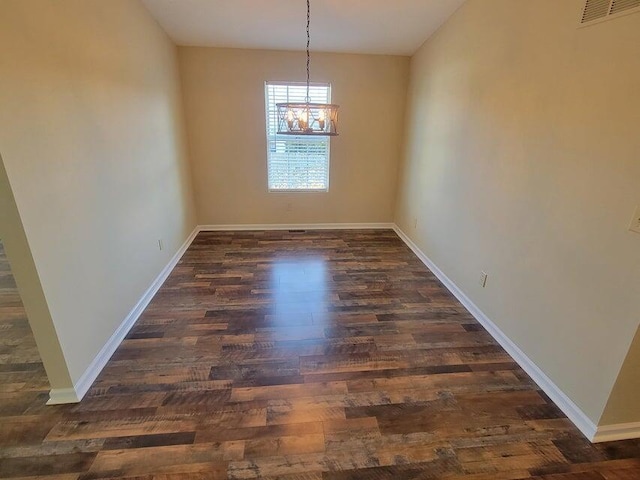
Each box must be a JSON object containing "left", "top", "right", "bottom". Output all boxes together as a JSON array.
[{"left": 1, "top": 231, "right": 639, "bottom": 479}]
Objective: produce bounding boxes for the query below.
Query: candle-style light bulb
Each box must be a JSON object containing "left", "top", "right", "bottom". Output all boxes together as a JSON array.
[
  {"left": 318, "top": 109, "right": 326, "bottom": 131},
  {"left": 300, "top": 110, "right": 308, "bottom": 130},
  {"left": 286, "top": 110, "right": 294, "bottom": 130}
]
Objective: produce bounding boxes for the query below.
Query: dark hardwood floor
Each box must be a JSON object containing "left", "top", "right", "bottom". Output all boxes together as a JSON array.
[{"left": 1, "top": 231, "right": 639, "bottom": 479}]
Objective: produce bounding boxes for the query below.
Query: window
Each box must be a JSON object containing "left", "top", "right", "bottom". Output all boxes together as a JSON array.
[{"left": 265, "top": 82, "right": 331, "bottom": 191}]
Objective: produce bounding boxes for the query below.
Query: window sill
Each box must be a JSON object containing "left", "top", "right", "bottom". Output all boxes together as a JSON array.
[{"left": 268, "top": 188, "right": 329, "bottom": 193}]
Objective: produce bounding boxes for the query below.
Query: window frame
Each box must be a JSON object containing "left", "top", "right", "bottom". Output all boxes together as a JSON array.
[{"left": 264, "top": 81, "right": 332, "bottom": 193}]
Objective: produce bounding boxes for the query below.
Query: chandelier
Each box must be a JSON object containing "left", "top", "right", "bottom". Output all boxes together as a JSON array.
[{"left": 276, "top": 0, "right": 340, "bottom": 136}]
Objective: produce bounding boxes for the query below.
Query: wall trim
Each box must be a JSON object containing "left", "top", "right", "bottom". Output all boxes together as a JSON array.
[
  {"left": 593, "top": 421, "right": 640, "bottom": 443},
  {"left": 392, "top": 225, "right": 606, "bottom": 442},
  {"left": 199, "top": 223, "right": 395, "bottom": 231},
  {"left": 46, "top": 387, "right": 80, "bottom": 405},
  {"left": 47, "top": 226, "right": 200, "bottom": 405},
  {"left": 46, "top": 223, "right": 392, "bottom": 405},
  {"left": 46, "top": 222, "right": 638, "bottom": 442}
]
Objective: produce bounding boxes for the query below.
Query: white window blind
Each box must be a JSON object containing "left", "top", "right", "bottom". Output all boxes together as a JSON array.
[{"left": 265, "top": 82, "right": 331, "bottom": 191}]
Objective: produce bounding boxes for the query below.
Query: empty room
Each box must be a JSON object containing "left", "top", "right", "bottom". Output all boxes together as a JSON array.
[{"left": 0, "top": 0, "right": 639, "bottom": 478}]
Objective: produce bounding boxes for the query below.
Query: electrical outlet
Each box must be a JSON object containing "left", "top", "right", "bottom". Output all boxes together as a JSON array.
[
  {"left": 479, "top": 271, "right": 488, "bottom": 288},
  {"left": 629, "top": 206, "right": 640, "bottom": 234},
  {"left": 158, "top": 239, "right": 164, "bottom": 251}
]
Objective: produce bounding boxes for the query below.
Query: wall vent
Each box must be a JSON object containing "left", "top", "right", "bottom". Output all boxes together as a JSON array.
[{"left": 581, "top": 0, "right": 640, "bottom": 24}]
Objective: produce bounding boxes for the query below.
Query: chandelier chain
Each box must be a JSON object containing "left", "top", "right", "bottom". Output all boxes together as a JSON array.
[
  {"left": 274, "top": 0, "right": 338, "bottom": 136},
  {"left": 306, "top": 0, "right": 310, "bottom": 102}
]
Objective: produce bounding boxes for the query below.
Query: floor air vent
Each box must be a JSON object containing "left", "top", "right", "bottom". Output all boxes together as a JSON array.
[{"left": 581, "top": 0, "right": 640, "bottom": 24}]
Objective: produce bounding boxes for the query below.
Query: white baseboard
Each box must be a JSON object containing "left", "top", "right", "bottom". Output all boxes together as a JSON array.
[
  {"left": 45, "top": 223, "right": 638, "bottom": 442},
  {"left": 199, "top": 223, "right": 395, "bottom": 231},
  {"left": 46, "top": 387, "right": 80, "bottom": 405},
  {"left": 392, "top": 225, "right": 605, "bottom": 442},
  {"left": 46, "top": 223, "right": 390, "bottom": 405},
  {"left": 593, "top": 421, "right": 640, "bottom": 443},
  {"left": 47, "top": 226, "right": 199, "bottom": 405}
]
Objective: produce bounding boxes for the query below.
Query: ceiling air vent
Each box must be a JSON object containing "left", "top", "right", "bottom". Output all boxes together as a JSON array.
[
  {"left": 580, "top": 0, "right": 640, "bottom": 24},
  {"left": 610, "top": 0, "right": 640, "bottom": 14}
]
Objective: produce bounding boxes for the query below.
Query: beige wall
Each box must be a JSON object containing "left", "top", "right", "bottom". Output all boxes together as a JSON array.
[
  {"left": 179, "top": 47, "right": 409, "bottom": 225},
  {"left": 0, "top": 0, "right": 196, "bottom": 388},
  {"left": 395, "top": 0, "right": 640, "bottom": 425}
]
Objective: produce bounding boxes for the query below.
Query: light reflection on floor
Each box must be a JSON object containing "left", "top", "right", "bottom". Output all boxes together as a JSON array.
[{"left": 268, "top": 258, "right": 330, "bottom": 333}]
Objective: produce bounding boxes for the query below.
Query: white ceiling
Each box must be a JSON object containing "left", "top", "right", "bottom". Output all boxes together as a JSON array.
[{"left": 141, "top": 0, "right": 467, "bottom": 56}]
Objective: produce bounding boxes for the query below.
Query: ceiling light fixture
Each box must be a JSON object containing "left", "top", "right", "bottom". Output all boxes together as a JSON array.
[{"left": 276, "top": 0, "right": 339, "bottom": 136}]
